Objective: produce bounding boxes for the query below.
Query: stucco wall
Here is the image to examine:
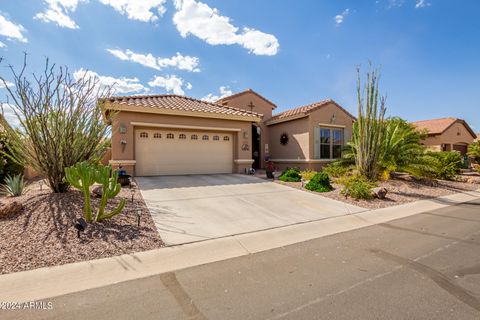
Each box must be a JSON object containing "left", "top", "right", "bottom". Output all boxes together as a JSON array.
[
  {"left": 421, "top": 121, "right": 475, "bottom": 150},
  {"left": 110, "top": 111, "right": 253, "bottom": 175},
  {"left": 268, "top": 117, "right": 309, "bottom": 160},
  {"left": 220, "top": 91, "right": 275, "bottom": 168}
]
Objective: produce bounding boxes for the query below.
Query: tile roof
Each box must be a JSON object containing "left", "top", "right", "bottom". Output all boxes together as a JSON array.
[
  {"left": 216, "top": 89, "right": 277, "bottom": 109},
  {"left": 104, "top": 94, "right": 263, "bottom": 118},
  {"left": 266, "top": 99, "right": 356, "bottom": 124},
  {"left": 412, "top": 117, "right": 477, "bottom": 138}
]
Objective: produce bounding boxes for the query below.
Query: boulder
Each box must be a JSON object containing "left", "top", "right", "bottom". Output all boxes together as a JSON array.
[
  {"left": 372, "top": 187, "right": 388, "bottom": 200},
  {"left": 0, "top": 201, "right": 24, "bottom": 218},
  {"left": 92, "top": 186, "right": 103, "bottom": 198}
]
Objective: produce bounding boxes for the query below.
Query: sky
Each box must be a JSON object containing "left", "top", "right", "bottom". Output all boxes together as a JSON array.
[{"left": 0, "top": 0, "right": 479, "bottom": 131}]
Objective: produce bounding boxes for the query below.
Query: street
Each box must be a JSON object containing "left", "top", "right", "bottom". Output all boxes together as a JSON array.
[{"left": 4, "top": 199, "right": 480, "bottom": 320}]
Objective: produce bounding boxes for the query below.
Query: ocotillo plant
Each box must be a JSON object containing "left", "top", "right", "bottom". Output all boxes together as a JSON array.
[
  {"left": 65, "top": 162, "right": 96, "bottom": 222},
  {"left": 94, "top": 165, "right": 126, "bottom": 222},
  {"left": 349, "top": 64, "right": 387, "bottom": 180}
]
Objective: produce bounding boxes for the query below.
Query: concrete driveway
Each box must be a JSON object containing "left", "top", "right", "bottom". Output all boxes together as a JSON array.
[{"left": 137, "top": 174, "right": 365, "bottom": 245}]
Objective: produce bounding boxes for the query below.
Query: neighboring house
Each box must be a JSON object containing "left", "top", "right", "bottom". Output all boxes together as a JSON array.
[
  {"left": 103, "top": 89, "right": 355, "bottom": 176},
  {"left": 412, "top": 117, "right": 477, "bottom": 155}
]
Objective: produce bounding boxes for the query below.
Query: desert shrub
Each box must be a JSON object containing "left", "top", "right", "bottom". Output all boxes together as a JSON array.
[
  {"left": 0, "top": 129, "right": 23, "bottom": 182},
  {"left": 305, "top": 172, "right": 333, "bottom": 192},
  {"left": 300, "top": 169, "right": 317, "bottom": 181},
  {"left": 279, "top": 168, "right": 302, "bottom": 182},
  {"left": 0, "top": 55, "right": 112, "bottom": 193},
  {"left": 1, "top": 174, "right": 26, "bottom": 197},
  {"left": 323, "top": 161, "right": 352, "bottom": 179},
  {"left": 339, "top": 174, "right": 375, "bottom": 200},
  {"left": 407, "top": 151, "right": 462, "bottom": 181},
  {"left": 468, "top": 141, "right": 480, "bottom": 164}
]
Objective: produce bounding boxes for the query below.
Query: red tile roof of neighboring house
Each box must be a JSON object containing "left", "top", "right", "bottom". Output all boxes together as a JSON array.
[
  {"left": 266, "top": 99, "right": 356, "bottom": 124},
  {"left": 216, "top": 88, "right": 277, "bottom": 109},
  {"left": 104, "top": 94, "right": 263, "bottom": 118},
  {"left": 412, "top": 117, "right": 477, "bottom": 138}
]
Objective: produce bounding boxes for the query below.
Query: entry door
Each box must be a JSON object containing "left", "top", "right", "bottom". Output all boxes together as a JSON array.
[{"left": 135, "top": 129, "right": 233, "bottom": 176}]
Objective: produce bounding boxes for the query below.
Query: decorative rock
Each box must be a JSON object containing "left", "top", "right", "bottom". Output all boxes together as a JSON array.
[
  {"left": 92, "top": 186, "right": 103, "bottom": 198},
  {"left": 372, "top": 187, "right": 388, "bottom": 200},
  {"left": 0, "top": 201, "right": 24, "bottom": 218}
]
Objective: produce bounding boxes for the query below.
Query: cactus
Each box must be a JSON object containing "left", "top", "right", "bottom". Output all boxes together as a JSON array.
[
  {"left": 65, "top": 162, "right": 96, "bottom": 222},
  {"left": 94, "top": 165, "right": 126, "bottom": 222}
]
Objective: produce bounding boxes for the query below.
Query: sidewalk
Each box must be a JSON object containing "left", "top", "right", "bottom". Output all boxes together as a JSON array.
[{"left": 1, "top": 189, "right": 479, "bottom": 303}]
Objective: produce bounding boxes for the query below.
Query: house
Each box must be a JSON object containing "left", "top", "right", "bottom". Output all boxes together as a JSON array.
[
  {"left": 103, "top": 89, "right": 355, "bottom": 176},
  {"left": 412, "top": 117, "right": 477, "bottom": 155}
]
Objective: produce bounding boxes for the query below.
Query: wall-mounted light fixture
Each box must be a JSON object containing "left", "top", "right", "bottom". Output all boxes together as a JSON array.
[
  {"left": 120, "top": 139, "right": 127, "bottom": 152},
  {"left": 119, "top": 123, "right": 127, "bottom": 134}
]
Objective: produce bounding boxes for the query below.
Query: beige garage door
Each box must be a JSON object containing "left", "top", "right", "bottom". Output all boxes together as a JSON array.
[{"left": 135, "top": 129, "right": 233, "bottom": 176}]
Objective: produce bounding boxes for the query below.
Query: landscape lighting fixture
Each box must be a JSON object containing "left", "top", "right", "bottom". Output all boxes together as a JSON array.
[
  {"left": 74, "top": 218, "right": 87, "bottom": 238},
  {"left": 131, "top": 188, "right": 135, "bottom": 202},
  {"left": 136, "top": 208, "right": 142, "bottom": 227}
]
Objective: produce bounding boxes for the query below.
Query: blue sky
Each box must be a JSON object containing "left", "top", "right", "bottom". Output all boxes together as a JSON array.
[{"left": 0, "top": 0, "right": 479, "bottom": 131}]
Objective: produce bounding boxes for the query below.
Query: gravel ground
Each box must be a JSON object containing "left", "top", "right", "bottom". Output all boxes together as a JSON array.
[
  {"left": 0, "top": 180, "right": 163, "bottom": 275},
  {"left": 267, "top": 174, "right": 480, "bottom": 209}
]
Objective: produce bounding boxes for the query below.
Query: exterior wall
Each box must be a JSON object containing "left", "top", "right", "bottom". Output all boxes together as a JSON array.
[
  {"left": 421, "top": 122, "right": 475, "bottom": 153},
  {"left": 110, "top": 111, "right": 253, "bottom": 175},
  {"left": 220, "top": 92, "right": 274, "bottom": 168}
]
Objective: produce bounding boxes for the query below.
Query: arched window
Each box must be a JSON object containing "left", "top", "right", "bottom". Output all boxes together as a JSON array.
[
  {"left": 153, "top": 133, "right": 161, "bottom": 139},
  {"left": 140, "top": 132, "right": 148, "bottom": 138},
  {"left": 191, "top": 134, "right": 198, "bottom": 140},
  {"left": 202, "top": 135, "right": 209, "bottom": 141},
  {"left": 167, "top": 133, "right": 174, "bottom": 139},
  {"left": 223, "top": 136, "right": 230, "bottom": 141},
  {"left": 179, "top": 134, "right": 186, "bottom": 140},
  {"left": 213, "top": 135, "right": 220, "bottom": 141}
]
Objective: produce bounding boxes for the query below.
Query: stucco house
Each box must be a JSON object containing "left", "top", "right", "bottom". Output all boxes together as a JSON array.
[
  {"left": 103, "top": 89, "right": 355, "bottom": 176},
  {"left": 412, "top": 117, "right": 476, "bottom": 155}
]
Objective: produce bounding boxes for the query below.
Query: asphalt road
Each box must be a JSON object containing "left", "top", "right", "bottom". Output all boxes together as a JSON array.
[{"left": 4, "top": 199, "right": 480, "bottom": 320}]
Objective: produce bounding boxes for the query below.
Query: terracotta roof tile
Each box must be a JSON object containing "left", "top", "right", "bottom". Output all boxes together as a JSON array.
[
  {"left": 412, "top": 117, "right": 477, "bottom": 138},
  {"left": 267, "top": 99, "right": 356, "bottom": 124},
  {"left": 104, "top": 94, "right": 263, "bottom": 118},
  {"left": 217, "top": 89, "right": 277, "bottom": 109}
]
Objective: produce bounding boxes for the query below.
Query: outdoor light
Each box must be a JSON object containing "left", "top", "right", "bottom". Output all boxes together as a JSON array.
[
  {"left": 39, "top": 180, "right": 43, "bottom": 191},
  {"left": 131, "top": 188, "right": 135, "bottom": 202},
  {"left": 74, "top": 218, "right": 87, "bottom": 238},
  {"left": 136, "top": 208, "right": 142, "bottom": 227}
]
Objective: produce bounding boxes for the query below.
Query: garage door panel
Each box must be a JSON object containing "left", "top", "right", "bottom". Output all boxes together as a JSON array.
[{"left": 135, "top": 129, "right": 233, "bottom": 176}]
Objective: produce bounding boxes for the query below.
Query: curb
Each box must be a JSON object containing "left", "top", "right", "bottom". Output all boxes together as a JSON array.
[{"left": 1, "top": 189, "right": 479, "bottom": 302}]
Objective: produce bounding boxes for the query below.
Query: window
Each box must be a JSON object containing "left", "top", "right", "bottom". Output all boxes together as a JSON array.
[
  {"left": 140, "top": 132, "right": 148, "bottom": 138},
  {"left": 153, "top": 133, "right": 161, "bottom": 139},
  {"left": 314, "top": 127, "right": 344, "bottom": 160},
  {"left": 223, "top": 136, "right": 230, "bottom": 141},
  {"left": 179, "top": 134, "right": 186, "bottom": 140},
  {"left": 213, "top": 135, "right": 220, "bottom": 141},
  {"left": 191, "top": 134, "right": 198, "bottom": 140},
  {"left": 202, "top": 135, "right": 209, "bottom": 141},
  {"left": 167, "top": 133, "right": 174, "bottom": 139}
]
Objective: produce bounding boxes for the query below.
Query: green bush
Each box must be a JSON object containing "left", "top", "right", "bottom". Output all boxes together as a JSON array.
[
  {"left": 339, "top": 174, "right": 375, "bottom": 200},
  {"left": 0, "top": 130, "right": 24, "bottom": 183},
  {"left": 1, "top": 174, "right": 26, "bottom": 197},
  {"left": 279, "top": 168, "right": 301, "bottom": 182},
  {"left": 305, "top": 172, "right": 333, "bottom": 192},
  {"left": 322, "top": 161, "right": 352, "bottom": 179},
  {"left": 409, "top": 151, "right": 462, "bottom": 181},
  {"left": 468, "top": 141, "right": 480, "bottom": 163},
  {"left": 300, "top": 169, "right": 317, "bottom": 181}
]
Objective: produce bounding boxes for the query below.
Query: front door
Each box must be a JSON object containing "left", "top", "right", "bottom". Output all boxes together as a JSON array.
[{"left": 252, "top": 124, "right": 261, "bottom": 169}]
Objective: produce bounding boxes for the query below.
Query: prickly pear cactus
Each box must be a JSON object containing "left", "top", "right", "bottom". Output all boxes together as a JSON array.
[
  {"left": 94, "top": 165, "right": 126, "bottom": 222},
  {"left": 65, "top": 162, "right": 96, "bottom": 222}
]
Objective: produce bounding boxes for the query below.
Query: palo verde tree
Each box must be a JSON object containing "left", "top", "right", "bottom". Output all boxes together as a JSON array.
[
  {"left": 348, "top": 64, "right": 387, "bottom": 180},
  {"left": 0, "top": 54, "right": 112, "bottom": 192}
]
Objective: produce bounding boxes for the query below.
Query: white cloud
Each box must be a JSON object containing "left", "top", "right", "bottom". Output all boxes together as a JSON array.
[
  {"left": 34, "top": 0, "right": 83, "bottom": 29},
  {"left": 148, "top": 75, "right": 191, "bottom": 95},
  {"left": 107, "top": 48, "right": 200, "bottom": 72},
  {"left": 0, "top": 41, "right": 5, "bottom": 48},
  {"left": 0, "top": 81, "right": 14, "bottom": 89},
  {"left": 98, "top": 0, "right": 167, "bottom": 22},
  {"left": 173, "top": 0, "right": 279, "bottom": 56},
  {"left": 73, "top": 69, "right": 148, "bottom": 94},
  {"left": 335, "top": 9, "right": 350, "bottom": 25},
  {"left": 1, "top": 103, "right": 21, "bottom": 128},
  {"left": 415, "top": 0, "right": 431, "bottom": 8},
  {"left": 0, "top": 14, "right": 27, "bottom": 43},
  {"left": 202, "top": 86, "right": 232, "bottom": 102}
]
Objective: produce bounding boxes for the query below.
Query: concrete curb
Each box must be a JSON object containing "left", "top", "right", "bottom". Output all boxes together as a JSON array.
[{"left": 1, "top": 189, "right": 479, "bottom": 302}]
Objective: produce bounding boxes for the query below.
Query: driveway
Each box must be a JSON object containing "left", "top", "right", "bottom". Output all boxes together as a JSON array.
[{"left": 137, "top": 174, "right": 365, "bottom": 245}]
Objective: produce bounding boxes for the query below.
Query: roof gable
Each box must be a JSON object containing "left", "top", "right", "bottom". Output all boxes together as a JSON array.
[
  {"left": 216, "top": 89, "right": 277, "bottom": 109},
  {"left": 266, "top": 99, "right": 356, "bottom": 125},
  {"left": 412, "top": 117, "right": 477, "bottom": 139}
]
